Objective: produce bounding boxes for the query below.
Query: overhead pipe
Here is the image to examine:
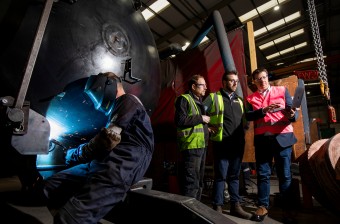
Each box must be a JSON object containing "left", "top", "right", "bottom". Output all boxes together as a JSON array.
[{"left": 186, "top": 10, "right": 243, "bottom": 97}]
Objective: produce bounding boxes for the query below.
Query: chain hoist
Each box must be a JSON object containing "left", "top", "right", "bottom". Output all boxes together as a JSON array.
[
  {"left": 307, "top": 0, "right": 329, "bottom": 99},
  {"left": 307, "top": 0, "right": 336, "bottom": 122}
]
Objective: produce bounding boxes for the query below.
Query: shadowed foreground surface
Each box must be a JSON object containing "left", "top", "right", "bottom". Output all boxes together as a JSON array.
[{"left": 1, "top": 175, "right": 340, "bottom": 224}]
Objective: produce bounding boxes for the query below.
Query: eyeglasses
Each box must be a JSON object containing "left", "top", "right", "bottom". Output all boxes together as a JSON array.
[
  {"left": 195, "top": 83, "right": 207, "bottom": 87},
  {"left": 227, "top": 79, "right": 239, "bottom": 84},
  {"left": 254, "top": 75, "right": 268, "bottom": 82}
]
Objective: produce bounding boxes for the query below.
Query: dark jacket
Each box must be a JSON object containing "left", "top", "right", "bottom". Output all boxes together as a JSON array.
[{"left": 204, "top": 88, "right": 245, "bottom": 143}]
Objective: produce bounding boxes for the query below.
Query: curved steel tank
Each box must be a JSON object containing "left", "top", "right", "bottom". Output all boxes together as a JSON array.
[
  {"left": 0, "top": 0, "right": 160, "bottom": 141},
  {"left": 0, "top": 0, "right": 161, "bottom": 177}
]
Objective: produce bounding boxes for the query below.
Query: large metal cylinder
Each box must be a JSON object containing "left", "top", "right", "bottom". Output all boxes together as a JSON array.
[
  {"left": 0, "top": 0, "right": 161, "bottom": 173},
  {"left": 299, "top": 133, "right": 340, "bottom": 215},
  {"left": 0, "top": 0, "right": 160, "bottom": 140}
]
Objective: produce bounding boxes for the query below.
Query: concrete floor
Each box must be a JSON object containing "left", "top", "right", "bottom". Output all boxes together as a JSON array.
[
  {"left": 0, "top": 175, "right": 339, "bottom": 224},
  {"left": 201, "top": 175, "right": 340, "bottom": 224}
]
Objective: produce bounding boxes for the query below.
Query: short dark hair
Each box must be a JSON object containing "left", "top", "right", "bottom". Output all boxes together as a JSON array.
[
  {"left": 222, "top": 70, "right": 238, "bottom": 82},
  {"left": 188, "top": 74, "right": 204, "bottom": 89},
  {"left": 251, "top": 68, "right": 268, "bottom": 80},
  {"left": 102, "top": 72, "right": 122, "bottom": 83}
]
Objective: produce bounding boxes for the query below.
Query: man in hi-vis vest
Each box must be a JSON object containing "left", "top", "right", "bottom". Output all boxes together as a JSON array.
[
  {"left": 174, "top": 74, "right": 210, "bottom": 201},
  {"left": 245, "top": 68, "right": 298, "bottom": 223},
  {"left": 203, "top": 70, "right": 252, "bottom": 219}
]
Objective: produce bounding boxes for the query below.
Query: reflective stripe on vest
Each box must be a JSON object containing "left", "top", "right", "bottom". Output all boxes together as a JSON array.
[
  {"left": 247, "top": 86, "right": 293, "bottom": 135},
  {"left": 207, "top": 92, "right": 223, "bottom": 141},
  {"left": 176, "top": 94, "right": 205, "bottom": 150},
  {"left": 207, "top": 92, "right": 244, "bottom": 141}
]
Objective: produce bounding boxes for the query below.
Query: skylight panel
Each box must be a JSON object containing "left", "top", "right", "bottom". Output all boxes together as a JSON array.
[
  {"left": 254, "top": 27, "right": 267, "bottom": 37},
  {"left": 259, "top": 29, "right": 305, "bottom": 50},
  {"left": 239, "top": 9, "right": 258, "bottom": 23},
  {"left": 266, "top": 42, "right": 307, "bottom": 60},
  {"left": 142, "top": 10, "right": 154, "bottom": 21},
  {"left": 280, "top": 46, "right": 294, "bottom": 55},
  {"left": 267, "top": 52, "right": 280, "bottom": 60},
  {"left": 295, "top": 55, "right": 326, "bottom": 64},
  {"left": 285, "top": 11, "right": 301, "bottom": 23},
  {"left": 239, "top": 0, "right": 289, "bottom": 23},
  {"left": 295, "top": 42, "right": 307, "bottom": 49},
  {"left": 257, "top": 0, "right": 278, "bottom": 14},
  {"left": 142, "top": 0, "right": 170, "bottom": 21},
  {"left": 290, "top": 28, "right": 304, "bottom": 37},
  {"left": 266, "top": 19, "right": 285, "bottom": 30},
  {"left": 254, "top": 11, "right": 301, "bottom": 37},
  {"left": 182, "top": 37, "right": 209, "bottom": 51},
  {"left": 274, "top": 34, "right": 291, "bottom": 44},
  {"left": 259, "top": 41, "right": 274, "bottom": 50}
]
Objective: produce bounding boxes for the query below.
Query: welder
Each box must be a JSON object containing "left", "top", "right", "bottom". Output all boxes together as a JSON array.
[{"left": 43, "top": 72, "right": 154, "bottom": 224}]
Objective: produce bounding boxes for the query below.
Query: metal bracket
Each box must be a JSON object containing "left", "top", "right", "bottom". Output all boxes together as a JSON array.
[{"left": 122, "top": 58, "right": 141, "bottom": 84}]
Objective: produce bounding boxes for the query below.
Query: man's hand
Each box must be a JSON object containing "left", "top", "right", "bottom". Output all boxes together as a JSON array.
[
  {"left": 202, "top": 115, "right": 210, "bottom": 124},
  {"left": 263, "top": 103, "right": 281, "bottom": 113},
  {"left": 64, "top": 144, "right": 91, "bottom": 166},
  {"left": 208, "top": 126, "right": 219, "bottom": 135},
  {"left": 64, "top": 125, "right": 122, "bottom": 166},
  {"left": 282, "top": 107, "right": 296, "bottom": 119}
]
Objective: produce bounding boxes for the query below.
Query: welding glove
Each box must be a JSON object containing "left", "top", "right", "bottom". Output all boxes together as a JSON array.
[{"left": 65, "top": 125, "right": 122, "bottom": 166}]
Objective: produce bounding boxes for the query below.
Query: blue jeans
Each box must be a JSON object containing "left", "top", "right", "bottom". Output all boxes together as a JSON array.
[
  {"left": 255, "top": 136, "right": 292, "bottom": 208},
  {"left": 180, "top": 148, "right": 207, "bottom": 201},
  {"left": 212, "top": 140, "right": 244, "bottom": 206}
]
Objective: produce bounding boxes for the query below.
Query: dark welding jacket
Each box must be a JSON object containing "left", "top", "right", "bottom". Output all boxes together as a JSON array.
[
  {"left": 66, "top": 93, "right": 154, "bottom": 165},
  {"left": 174, "top": 91, "right": 209, "bottom": 151},
  {"left": 108, "top": 94, "right": 154, "bottom": 152}
]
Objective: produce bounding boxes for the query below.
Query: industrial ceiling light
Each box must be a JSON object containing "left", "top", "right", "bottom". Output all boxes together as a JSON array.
[{"left": 274, "top": 0, "right": 280, "bottom": 11}]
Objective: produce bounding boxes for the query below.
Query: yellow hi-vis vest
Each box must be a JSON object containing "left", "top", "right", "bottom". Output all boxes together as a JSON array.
[
  {"left": 207, "top": 91, "right": 244, "bottom": 142},
  {"left": 176, "top": 94, "right": 205, "bottom": 151}
]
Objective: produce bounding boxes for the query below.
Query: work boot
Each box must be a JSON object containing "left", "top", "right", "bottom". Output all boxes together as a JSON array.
[
  {"left": 230, "top": 202, "right": 252, "bottom": 219},
  {"left": 251, "top": 206, "right": 268, "bottom": 222},
  {"left": 213, "top": 205, "right": 223, "bottom": 213}
]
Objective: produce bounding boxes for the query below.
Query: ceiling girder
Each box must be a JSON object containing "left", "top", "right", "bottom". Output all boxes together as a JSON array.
[{"left": 155, "top": 0, "right": 234, "bottom": 46}]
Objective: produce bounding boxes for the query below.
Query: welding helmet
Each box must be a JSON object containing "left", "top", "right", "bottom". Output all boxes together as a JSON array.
[{"left": 84, "top": 73, "right": 117, "bottom": 116}]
